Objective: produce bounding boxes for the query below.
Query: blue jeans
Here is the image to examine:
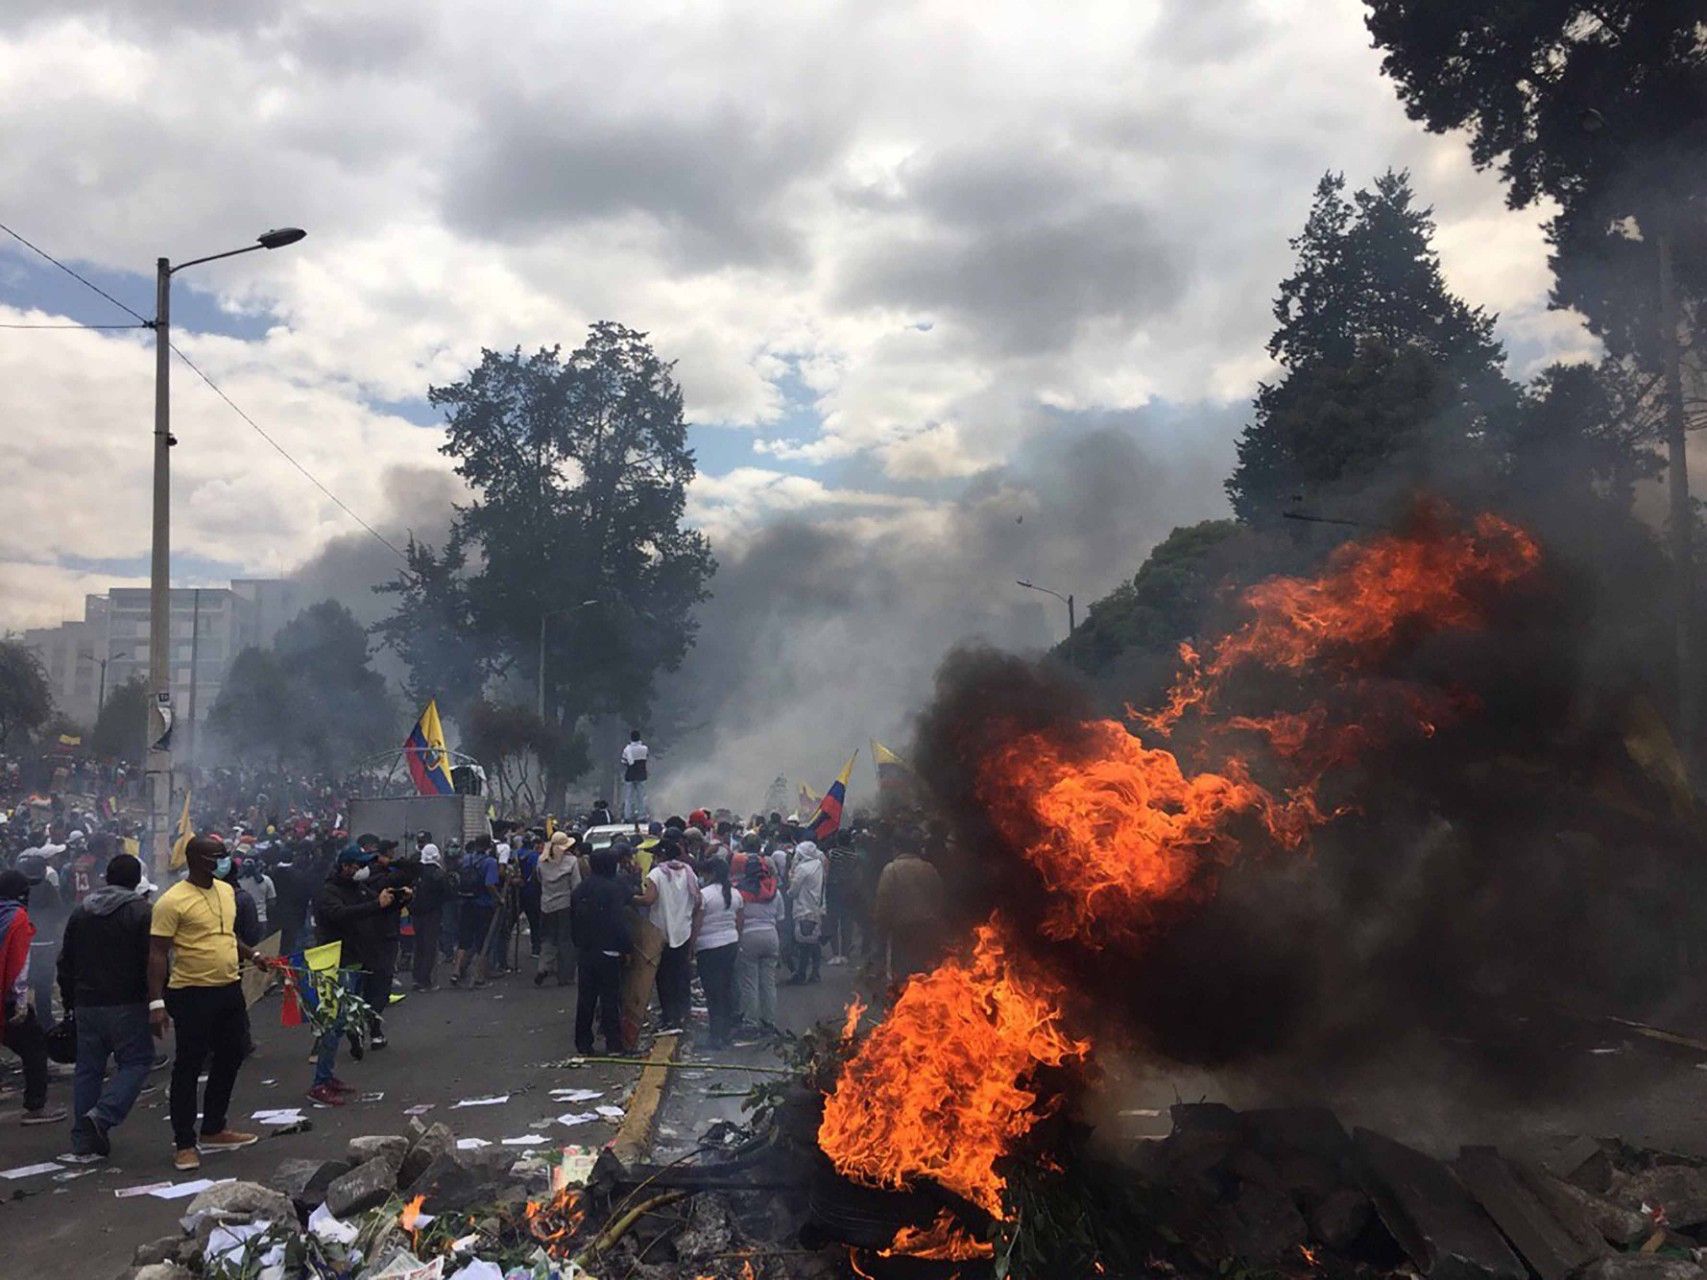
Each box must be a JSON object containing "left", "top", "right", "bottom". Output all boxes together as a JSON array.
[
  {"left": 623, "top": 779, "right": 647, "bottom": 820},
  {"left": 73, "top": 1003, "right": 154, "bottom": 1134}
]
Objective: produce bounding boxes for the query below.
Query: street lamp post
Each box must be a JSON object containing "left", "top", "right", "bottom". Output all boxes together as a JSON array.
[
  {"left": 81, "top": 648, "right": 133, "bottom": 716},
  {"left": 1016, "top": 579, "right": 1076, "bottom": 640},
  {"left": 146, "top": 227, "right": 305, "bottom": 875}
]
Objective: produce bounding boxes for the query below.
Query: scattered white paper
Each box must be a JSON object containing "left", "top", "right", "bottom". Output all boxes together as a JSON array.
[
  {"left": 454, "top": 1138, "right": 491, "bottom": 1150},
  {"left": 549, "top": 1088, "right": 604, "bottom": 1103},
  {"left": 555, "top": 1111, "right": 599, "bottom": 1127},
  {"left": 206, "top": 1221, "right": 283, "bottom": 1269},
  {"left": 404, "top": 1104, "right": 436, "bottom": 1116},
  {"left": 359, "top": 1091, "right": 386, "bottom": 1102},
  {"left": 152, "top": 1177, "right": 232, "bottom": 1200},
  {"left": 309, "top": 1203, "right": 359, "bottom": 1244},
  {"left": 500, "top": 1134, "right": 548, "bottom": 1146},
  {"left": 594, "top": 1105, "right": 625, "bottom": 1120},
  {"left": 447, "top": 1258, "right": 504, "bottom": 1280},
  {"left": 0, "top": 1161, "right": 65, "bottom": 1180},
  {"left": 115, "top": 1181, "right": 174, "bottom": 1198},
  {"left": 251, "top": 1108, "right": 307, "bottom": 1125},
  {"left": 451, "top": 1095, "right": 509, "bottom": 1109}
]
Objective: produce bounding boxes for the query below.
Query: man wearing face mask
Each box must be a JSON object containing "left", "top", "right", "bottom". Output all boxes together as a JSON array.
[
  {"left": 308, "top": 845, "right": 398, "bottom": 1105},
  {"left": 149, "top": 835, "right": 277, "bottom": 1171}
]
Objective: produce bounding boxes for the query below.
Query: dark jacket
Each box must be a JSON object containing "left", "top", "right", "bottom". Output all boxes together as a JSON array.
[
  {"left": 370, "top": 861, "right": 416, "bottom": 942},
  {"left": 570, "top": 874, "right": 633, "bottom": 955},
  {"left": 411, "top": 864, "right": 449, "bottom": 917},
  {"left": 312, "top": 873, "right": 390, "bottom": 971},
  {"left": 232, "top": 883, "right": 262, "bottom": 948},
  {"left": 56, "top": 886, "right": 151, "bottom": 1010}
]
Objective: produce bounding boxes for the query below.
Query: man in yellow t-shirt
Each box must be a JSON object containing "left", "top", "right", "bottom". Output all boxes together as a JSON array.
[{"left": 149, "top": 833, "right": 277, "bottom": 1171}]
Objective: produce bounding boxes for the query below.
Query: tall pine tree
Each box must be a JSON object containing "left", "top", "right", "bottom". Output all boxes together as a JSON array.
[{"left": 1226, "top": 171, "right": 1515, "bottom": 522}]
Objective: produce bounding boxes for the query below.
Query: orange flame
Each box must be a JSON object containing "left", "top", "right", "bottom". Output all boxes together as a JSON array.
[
  {"left": 1145, "top": 510, "right": 1539, "bottom": 735},
  {"left": 522, "top": 1184, "right": 585, "bottom": 1256},
  {"left": 880, "top": 1209, "right": 996, "bottom": 1260},
  {"left": 820, "top": 509, "right": 1541, "bottom": 1221},
  {"left": 981, "top": 718, "right": 1326, "bottom": 944},
  {"left": 842, "top": 995, "right": 866, "bottom": 1042},
  {"left": 1300, "top": 1244, "right": 1321, "bottom": 1267},
  {"left": 400, "top": 1194, "right": 425, "bottom": 1230},
  {"left": 818, "top": 922, "right": 1089, "bottom": 1216}
]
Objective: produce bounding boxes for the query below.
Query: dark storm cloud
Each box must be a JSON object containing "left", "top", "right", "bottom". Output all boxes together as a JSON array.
[
  {"left": 835, "top": 144, "right": 1187, "bottom": 354},
  {"left": 439, "top": 93, "right": 846, "bottom": 271}
]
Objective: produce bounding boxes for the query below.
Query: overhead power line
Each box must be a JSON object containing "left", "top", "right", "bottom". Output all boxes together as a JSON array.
[
  {"left": 0, "top": 220, "right": 150, "bottom": 325},
  {"left": 0, "top": 321, "right": 148, "bottom": 330},
  {"left": 0, "top": 216, "right": 411, "bottom": 570},
  {"left": 169, "top": 341, "right": 410, "bottom": 565}
]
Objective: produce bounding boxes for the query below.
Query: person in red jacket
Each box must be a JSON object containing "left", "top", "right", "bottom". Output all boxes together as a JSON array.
[{"left": 0, "top": 869, "right": 66, "bottom": 1125}]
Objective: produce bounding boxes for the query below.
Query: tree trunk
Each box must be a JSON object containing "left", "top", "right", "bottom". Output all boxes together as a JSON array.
[{"left": 1658, "top": 226, "right": 1695, "bottom": 774}]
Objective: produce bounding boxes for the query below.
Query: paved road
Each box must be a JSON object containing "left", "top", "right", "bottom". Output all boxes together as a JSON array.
[
  {"left": 9, "top": 945, "right": 1707, "bottom": 1278},
  {"left": 0, "top": 967, "right": 652, "bottom": 1278}
]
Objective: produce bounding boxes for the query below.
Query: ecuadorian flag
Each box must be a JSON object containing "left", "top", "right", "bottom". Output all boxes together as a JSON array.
[
  {"left": 804, "top": 752, "right": 858, "bottom": 843},
  {"left": 405, "top": 700, "right": 455, "bottom": 796}
]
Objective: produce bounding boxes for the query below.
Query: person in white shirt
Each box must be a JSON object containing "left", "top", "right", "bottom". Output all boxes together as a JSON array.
[
  {"left": 620, "top": 731, "right": 649, "bottom": 820},
  {"left": 786, "top": 840, "right": 826, "bottom": 985},
  {"left": 635, "top": 836, "right": 696, "bottom": 1033},
  {"left": 692, "top": 858, "right": 742, "bottom": 1048}
]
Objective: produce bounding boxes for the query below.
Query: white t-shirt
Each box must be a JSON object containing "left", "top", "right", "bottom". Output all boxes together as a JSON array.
[
  {"left": 647, "top": 861, "right": 698, "bottom": 949},
  {"left": 696, "top": 884, "right": 740, "bottom": 951}
]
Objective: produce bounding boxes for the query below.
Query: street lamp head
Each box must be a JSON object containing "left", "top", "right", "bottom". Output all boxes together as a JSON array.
[{"left": 257, "top": 227, "right": 307, "bottom": 250}]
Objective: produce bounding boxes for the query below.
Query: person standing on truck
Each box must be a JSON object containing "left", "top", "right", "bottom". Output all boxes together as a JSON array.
[{"left": 620, "top": 731, "right": 650, "bottom": 821}]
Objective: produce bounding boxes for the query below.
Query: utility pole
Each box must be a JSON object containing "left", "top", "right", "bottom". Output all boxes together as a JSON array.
[
  {"left": 1016, "top": 579, "right": 1076, "bottom": 641},
  {"left": 146, "top": 258, "right": 173, "bottom": 878},
  {"left": 1657, "top": 223, "right": 1695, "bottom": 770},
  {"left": 142, "top": 227, "right": 306, "bottom": 878}
]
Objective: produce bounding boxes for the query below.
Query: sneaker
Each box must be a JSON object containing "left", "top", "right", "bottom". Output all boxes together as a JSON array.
[
  {"left": 174, "top": 1147, "right": 202, "bottom": 1172},
  {"left": 326, "top": 1077, "right": 358, "bottom": 1094},
  {"left": 80, "top": 1112, "right": 112, "bottom": 1158},
  {"left": 448, "top": 973, "right": 461, "bottom": 987},
  {"left": 346, "top": 1031, "right": 365, "bottom": 1061},
  {"left": 58, "top": 1150, "right": 104, "bottom": 1165},
  {"left": 21, "top": 1105, "right": 67, "bottom": 1126},
  {"left": 306, "top": 1084, "right": 347, "bottom": 1107},
  {"left": 533, "top": 971, "right": 546, "bottom": 987},
  {"left": 199, "top": 1130, "right": 260, "bottom": 1152},
  {"left": 370, "top": 1032, "right": 389, "bottom": 1050}
]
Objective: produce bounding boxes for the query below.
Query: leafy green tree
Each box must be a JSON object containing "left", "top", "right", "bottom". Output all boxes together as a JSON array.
[
  {"left": 0, "top": 640, "right": 52, "bottom": 749},
  {"left": 464, "top": 699, "right": 590, "bottom": 816},
  {"left": 373, "top": 532, "right": 490, "bottom": 727},
  {"left": 383, "top": 323, "right": 715, "bottom": 746},
  {"left": 1366, "top": 0, "right": 1707, "bottom": 742},
  {"left": 1227, "top": 171, "right": 1517, "bottom": 521},
  {"left": 89, "top": 674, "right": 149, "bottom": 764}
]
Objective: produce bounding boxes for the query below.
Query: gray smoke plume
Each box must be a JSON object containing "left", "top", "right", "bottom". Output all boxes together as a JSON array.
[{"left": 657, "top": 415, "right": 1234, "bottom": 813}]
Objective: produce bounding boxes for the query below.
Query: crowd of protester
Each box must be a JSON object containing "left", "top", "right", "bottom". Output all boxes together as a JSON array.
[{"left": 0, "top": 748, "right": 948, "bottom": 1173}]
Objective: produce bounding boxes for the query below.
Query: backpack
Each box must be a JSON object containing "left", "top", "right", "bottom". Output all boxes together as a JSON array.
[{"left": 457, "top": 857, "right": 488, "bottom": 900}]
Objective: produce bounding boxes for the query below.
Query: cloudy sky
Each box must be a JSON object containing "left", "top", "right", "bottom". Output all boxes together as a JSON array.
[{"left": 0, "top": 0, "right": 1597, "bottom": 635}]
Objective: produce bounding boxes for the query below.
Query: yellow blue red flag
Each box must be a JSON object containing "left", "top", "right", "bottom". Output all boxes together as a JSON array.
[
  {"left": 805, "top": 752, "right": 858, "bottom": 843},
  {"left": 404, "top": 700, "right": 455, "bottom": 796}
]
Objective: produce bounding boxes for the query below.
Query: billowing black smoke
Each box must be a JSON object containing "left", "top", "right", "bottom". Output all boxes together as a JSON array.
[{"left": 906, "top": 509, "right": 1707, "bottom": 1114}]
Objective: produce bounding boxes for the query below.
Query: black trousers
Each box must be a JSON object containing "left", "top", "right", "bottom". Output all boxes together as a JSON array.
[
  {"left": 411, "top": 912, "right": 442, "bottom": 988},
  {"left": 655, "top": 942, "right": 693, "bottom": 1029},
  {"left": 2, "top": 1006, "right": 49, "bottom": 1110},
  {"left": 574, "top": 950, "right": 623, "bottom": 1054},
  {"left": 695, "top": 942, "right": 739, "bottom": 1046},
  {"left": 164, "top": 983, "right": 249, "bottom": 1150},
  {"left": 363, "top": 945, "right": 396, "bottom": 1033}
]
